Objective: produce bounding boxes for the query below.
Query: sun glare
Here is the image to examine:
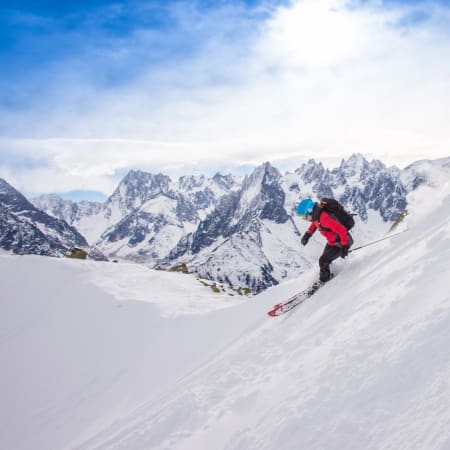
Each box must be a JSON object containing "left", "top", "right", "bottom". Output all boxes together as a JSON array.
[{"left": 266, "top": 0, "right": 363, "bottom": 68}]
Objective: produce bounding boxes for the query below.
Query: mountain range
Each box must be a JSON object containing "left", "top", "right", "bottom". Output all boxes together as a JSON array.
[{"left": 2, "top": 153, "right": 448, "bottom": 292}]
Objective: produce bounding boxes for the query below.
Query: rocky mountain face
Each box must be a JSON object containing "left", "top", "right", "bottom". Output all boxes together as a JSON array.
[
  {"left": 165, "top": 163, "right": 303, "bottom": 292},
  {"left": 0, "top": 178, "right": 90, "bottom": 257},
  {"left": 283, "top": 154, "right": 407, "bottom": 222},
  {"left": 92, "top": 170, "right": 241, "bottom": 264},
  {"left": 31, "top": 194, "right": 103, "bottom": 228},
  {"left": 16, "top": 153, "right": 445, "bottom": 292}
]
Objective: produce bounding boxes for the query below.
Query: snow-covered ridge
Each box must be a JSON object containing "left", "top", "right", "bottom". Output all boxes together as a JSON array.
[
  {"left": 0, "top": 177, "right": 90, "bottom": 257},
  {"left": 2, "top": 169, "right": 449, "bottom": 450}
]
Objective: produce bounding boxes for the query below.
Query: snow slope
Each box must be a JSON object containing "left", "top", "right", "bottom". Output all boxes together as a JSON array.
[{"left": 1, "top": 171, "right": 449, "bottom": 450}]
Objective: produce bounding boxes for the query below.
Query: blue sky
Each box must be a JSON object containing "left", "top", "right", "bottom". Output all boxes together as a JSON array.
[
  {"left": 1, "top": 0, "right": 450, "bottom": 199},
  {"left": 0, "top": 1, "right": 281, "bottom": 108}
]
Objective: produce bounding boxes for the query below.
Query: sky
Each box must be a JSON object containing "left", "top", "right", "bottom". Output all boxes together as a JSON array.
[{"left": 1, "top": 0, "right": 449, "bottom": 199}]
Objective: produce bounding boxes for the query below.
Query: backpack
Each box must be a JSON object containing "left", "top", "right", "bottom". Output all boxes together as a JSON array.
[{"left": 319, "top": 198, "right": 355, "bottom": 230}]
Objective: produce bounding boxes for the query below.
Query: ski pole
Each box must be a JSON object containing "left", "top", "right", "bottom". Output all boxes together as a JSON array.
[{"left": 349, "top": 229, "right": 408, "bottom": 253}]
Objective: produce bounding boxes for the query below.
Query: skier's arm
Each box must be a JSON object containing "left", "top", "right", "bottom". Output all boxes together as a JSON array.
[
  {"left": 307, "top": 222, "right": 317, "bottom": 235},
  {"left": 301, "top": 222, "right": 317, "bottom": 246}
]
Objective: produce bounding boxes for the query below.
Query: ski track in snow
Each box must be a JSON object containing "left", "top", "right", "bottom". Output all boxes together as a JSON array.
[{"left": 1, "top": 178, "right": 450, "bottom": 450}]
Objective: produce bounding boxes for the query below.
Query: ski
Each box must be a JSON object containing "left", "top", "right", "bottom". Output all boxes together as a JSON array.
[{"left": 267, "top": 281, "right": 323, "bottom": 317}]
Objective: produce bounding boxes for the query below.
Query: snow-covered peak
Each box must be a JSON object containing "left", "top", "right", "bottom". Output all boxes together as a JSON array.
[
  {"left": 114, "top": 170, "right": 171, "bottom": 199},
  {"left": 177, "top": 174, "right": 207, "bottom": 192},
  {"left": 32, "top": 193, "right": 75, "bottom": 219},
  {"left": 212, "top": 173, "right": 241, "bottom": 192},
  {"left": 0, "top": 177, "right": 31, "bottom": 212},
  {"left": 106, "top": 170, "right": 172, "bottom": 217},
  {"left": 295, "top": 159, "right": 326, "bottom": 182},
  {"left": 401, "top": 157, "right": 450, "bottom": 191},
  {"left": 0, "top": 177, "right": 13, "bottom": 195},
  {"left": 238, "top": 162, "right": 282, "bottom": 212},
  {"left": 368, "top": 158, "right": 388, "bottom": 172},
  {"left": 0, "top": 178, "right": 90, "bottom": 256},
  {"left": 338, "top": 153, "right": 370, "bottom": 178},
  {"left": 33, "top": 192, "right": 68, "bottom": 205}
]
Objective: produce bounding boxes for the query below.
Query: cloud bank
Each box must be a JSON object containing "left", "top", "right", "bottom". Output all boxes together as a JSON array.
[{"left": 1, "top": 0, "right": 449, "bottom": 196}]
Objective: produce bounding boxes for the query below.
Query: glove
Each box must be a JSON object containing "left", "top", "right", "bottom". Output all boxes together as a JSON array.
[
  {"left": 340, "top": 245, "right": 349, "bottom": 258},
  {"left": 301, "top": 232, "right": 311, "bottom": 246}
]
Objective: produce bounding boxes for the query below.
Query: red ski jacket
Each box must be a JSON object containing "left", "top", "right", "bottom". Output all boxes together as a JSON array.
[{"left": 307, "top": 210, "right": 349, "bottom": 247}]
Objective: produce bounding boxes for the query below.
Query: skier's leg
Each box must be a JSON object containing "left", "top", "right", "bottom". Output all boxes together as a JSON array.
[{"left": 319, "top": 245, "right": 341, "bottom": 282}]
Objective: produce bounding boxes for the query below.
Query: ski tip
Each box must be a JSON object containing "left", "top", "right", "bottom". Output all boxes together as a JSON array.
[{"left": 267, "top": 309, "right": 279, "bottom": 317}]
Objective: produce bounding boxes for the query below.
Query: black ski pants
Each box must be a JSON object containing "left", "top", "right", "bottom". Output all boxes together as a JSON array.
[{"left": 319, "top": 245, "right": 342, "bottom": 282}]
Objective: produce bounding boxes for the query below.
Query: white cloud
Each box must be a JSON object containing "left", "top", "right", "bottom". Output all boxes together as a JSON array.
[{"left": 259, "top": 0, "right": 367, "bottom": 68}]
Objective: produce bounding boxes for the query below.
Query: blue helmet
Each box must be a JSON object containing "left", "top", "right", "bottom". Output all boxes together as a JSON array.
[{"left": 297, "top": 198, "right": 315, "bottom": 219}]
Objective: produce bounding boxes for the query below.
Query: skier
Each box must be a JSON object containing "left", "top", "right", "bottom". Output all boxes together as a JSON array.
[{"left": 297, "top": 197, "right": 353, "bottom": 283}]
